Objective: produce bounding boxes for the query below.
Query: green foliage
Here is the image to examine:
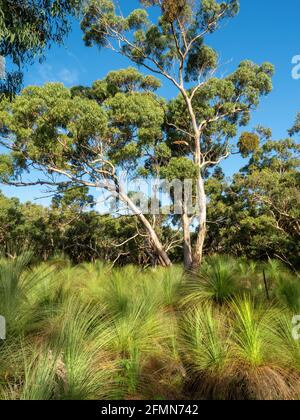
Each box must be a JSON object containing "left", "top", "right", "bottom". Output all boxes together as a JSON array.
[
  {"left": 105, "top": 67, "right": 161, "bottom": 94},
  {"left": 0, "top": 68, "right": 166, "bottom": 184},
  {"left": 46, "top": 297, "right": 116, "bottom": 400},
  {"left": 0, "top": 154, "right": 14, "bottom": 181},
  {"left": 263, "top": 259, "right": 300, "bottom": 312},
  {"left": 0, "top": 83, "right": 108, "bottom": 169},
  {"left": 206, "top": 138, "right": 300, "bottom": 268},
  {"left": 0, "top": 0, "right": 298, "bottom": 400},
  {"left": 0, "top": 254, "right": 299, "bottom": 400},
  {"left": 181, "top": 303, "right": 229, "bottom": 374},
  {"left": 17, "top": 345, "right": 58, "bottom": 400},
  {"left": 1, "top": 2, "right": 277, "bottom": 270},
  {"left": 81, "top": 1, "right": 273, "bottom": 177},
  {"left": 82, "top": 0, "right": 239, "bottom": 72},
  {"left": 289, "top": 112, "right": 300, "bottom": 137},
  {"left": 238, "top": 132, "right": 260, "bottom": 158},
  {"left": 160, "top": 157, "right": 198, "bottom": 181},
  {"left": 0, "top": 0, "right": 82, "bottom": 66},
  {"left": 181, "top": 255, "right": 242, "bottom": 306},
  {"left": 0, "top": 1, "right": 82, "bottom": 99},
  {"left": 230, "top": 297, "right": 273, "bottom": 366},
  {"left": 0, "top": 252, "right": 53, "bottom": 336},
  {"left": 180, "top": 293, "right": 300, "bottom": 400},
  {"left": 0, "top": 190, "right": 148, "bottom": 264},
  {"left": 166, "top": 61, "right": 274, "bottom": 158}
]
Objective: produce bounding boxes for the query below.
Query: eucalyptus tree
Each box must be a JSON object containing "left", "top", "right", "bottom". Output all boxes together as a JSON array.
[
  {"left": 81, "top": 0, "right": 274, "bottom": 267},
  {"left": 0, "top": 69, "right": 172, "bottom": 266},
  {"left": 0, "top": 0, "right": 82, "bottom": 98},
  {"left": 206, "top": 129, "right": 300, "bottom": 269},
  {"left": 289, "top": 113, "right": 300, "bottom": 137},
  {"left": 241, "top": 132, "right": 300, "bottom": 245}
]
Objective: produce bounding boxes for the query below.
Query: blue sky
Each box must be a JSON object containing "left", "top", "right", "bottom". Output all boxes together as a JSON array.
[{"left": 2, "top": 0, "right": 300, "bottom": 204}]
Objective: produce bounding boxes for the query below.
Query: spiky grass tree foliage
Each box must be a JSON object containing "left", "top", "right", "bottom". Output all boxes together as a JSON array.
[
  {"left": 274, "top": 314, "right": 300, "bottom": 372},
  {"left": 15, "top": 345, "right": 57, "bottom": 401},
  {"left": 180, "top": 296, "right": 300, "bottom": 400},
  {"left": 106, "top": 281, "right": 175, "bottom": 397},
  {"left": 180, "top": 303, "right": 232, "bottom": 399},
  {"left": 236, "top": 260, "right": 264, "bottom": 299},
  {"left": 0, "top": 343, "right": 57, "bottom": 400},
  {"left": 45, "top": 296, "right": 117, "bottom": 400},
  {"left": 152, "top": 266, "right": 184, "bottom": 307},
  {"left": 0, "top": 252, "right": 53, "bottom": 336},
  {"left": 275, "top": 276, "right": 300, "bottom": 312},
  {"left": 262, "top": 260, "right": 300, "bottom": 312},
  {"left": 180, "top": 255, "right": 242, "bottom": 306},
  {"left": 1, "top": 254, "right": 299, "bottom": 400},
  {"left": 109, "top": 304, "right": 166, "bottom": 397},
  {"left": 228, "top": 297, "right": 299, "bottom": 400}
]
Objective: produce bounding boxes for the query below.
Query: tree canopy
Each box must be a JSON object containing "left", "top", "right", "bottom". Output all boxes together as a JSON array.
[
  {"left": 0, "top": 68, "right": 175, "bottom": 265},
  {"left": 0, "top": 0, "right": 297, "bottom": 271},
  {"left": 206, "top": 133, "right": 300, "bottom": 269},
  {"left": 79, "top": 0, "right": 274, "bottom": 267},
  {"left": 0, "top": 0, "right": 82, "bottom": 98}
]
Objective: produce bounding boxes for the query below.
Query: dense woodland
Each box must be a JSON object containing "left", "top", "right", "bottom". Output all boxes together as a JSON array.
[
  {"left": 0, "top": 0, "right": 299, "bottom": 401},
  {"left": 0, "top": 131, "right": 299, "bottom": 269}
]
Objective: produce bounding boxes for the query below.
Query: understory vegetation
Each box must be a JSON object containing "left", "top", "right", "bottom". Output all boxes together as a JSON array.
[{"left": 1, "top": 253, "right": 300, "bottom": 400}]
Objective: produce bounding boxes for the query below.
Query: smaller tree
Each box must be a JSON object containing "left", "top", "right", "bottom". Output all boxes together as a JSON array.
[
  {"left": 205, "top": 129, "right": 300, "bottom": 269},
  {"left": 0, "top": 69, "right": 173, "bottom": 266}
]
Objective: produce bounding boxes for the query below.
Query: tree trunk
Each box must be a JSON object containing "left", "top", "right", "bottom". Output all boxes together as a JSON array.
[
  {"left": 179, "top": 95, "right": 208, "bottom": 269},
  {"left": 192, "top": 173, "right": 207, "bottom": 268},
  {"left": 182, "top": 207, "right": 193, "bottom": 270},
  {"left": 119, "top": 192, "right": 172, "bottom": 267}
]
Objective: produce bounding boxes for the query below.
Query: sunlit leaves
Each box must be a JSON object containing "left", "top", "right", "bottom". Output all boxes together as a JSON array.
[
  {"left": 0, "top": 0, "right": 82, "bottom": 66},
  {"left": 0, "top": 68, "right": 165, "bottom": 179},
  {"left": 0, "top": 83, "right": 108, "bottom": 170},
  {"left": 238, "top": 132, "right": 260, "bottom": 158},
  {"left": 82, "top": 0, "right": 239, "bottom": 75}
]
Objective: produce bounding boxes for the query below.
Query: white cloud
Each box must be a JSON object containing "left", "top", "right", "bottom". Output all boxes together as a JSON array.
[
  {"left": 58, "top": 68, "right": 79, "bottom": 85},
  {"left": 35, "top": 64, "right": 79, "bottom": 86},
  {"left": 37, "top": 64, "right": 55, "bottom": 83}
]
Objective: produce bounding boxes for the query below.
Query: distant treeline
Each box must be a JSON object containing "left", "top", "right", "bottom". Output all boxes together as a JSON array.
[{"left": 1, "top": 136, "right": 298, "bottom": 269}]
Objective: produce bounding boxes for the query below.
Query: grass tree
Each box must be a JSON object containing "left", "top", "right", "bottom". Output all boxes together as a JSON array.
[
  {"left": 0, "top": 69, "right": 172, "bottom": 266},
  {"left": 81, "top": 0, "right": 274, "bottom": 268}
]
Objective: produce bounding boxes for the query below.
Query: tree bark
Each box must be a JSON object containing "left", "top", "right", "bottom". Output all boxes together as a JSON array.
[
  {"left": 192, "top": 172, "right": 207, "bottom": 268},
  {"left": 182, "top": 206, "right": 193, "bottom": 270},
  {"left": 119, "top": 191, "right": 172, "bottom": 267},
  {"left": 179, "top": 93, "right": 208, "bottom": 269},
  {"left": 189, "top": 128, "right": 207, "bottom": 269}
]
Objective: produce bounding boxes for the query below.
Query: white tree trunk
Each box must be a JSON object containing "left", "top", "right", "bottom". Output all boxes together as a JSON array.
[
  {"left": 192, "top": 173, "right": 207, "bottom": 268},
  {"left": 182, "top": 206, "right": 193, "bottom": 270},
  {"left": 191, "top": 129, "right": 207, "bottom": 269},
  {"left": 119, "top": 192, "right": 172, "bottom": 267}
]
